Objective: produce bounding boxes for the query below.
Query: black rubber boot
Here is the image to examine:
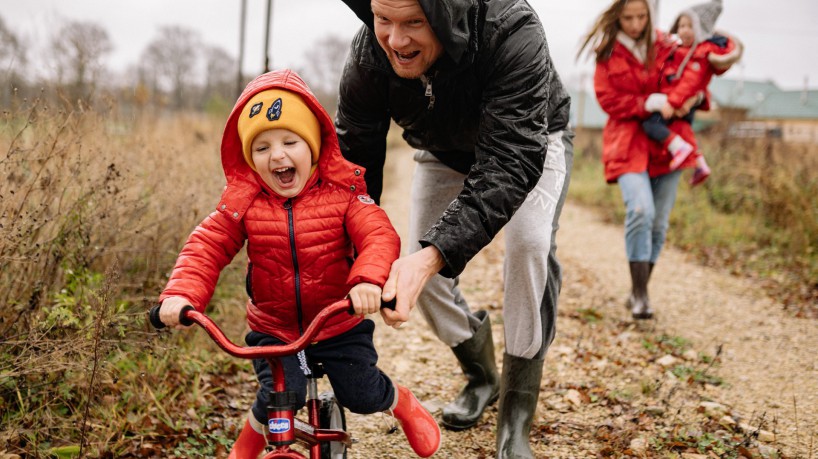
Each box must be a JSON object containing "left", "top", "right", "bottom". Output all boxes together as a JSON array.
[
  {"left": 441, "top": 310, "right": 500, "bottom": 431},
  {"left": 496, "top": 353, "right": 544, "bottom": 459},
  {"left": 627, "top": 261, "right": 654, "bottom": 319}
]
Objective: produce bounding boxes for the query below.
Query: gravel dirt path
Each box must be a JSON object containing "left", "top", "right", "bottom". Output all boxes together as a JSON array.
[{"left": 339, "top": 146, "right": 817, "bottom": 458}]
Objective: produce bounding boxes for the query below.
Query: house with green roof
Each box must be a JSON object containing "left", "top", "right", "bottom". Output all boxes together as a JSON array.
[
  {"left": 708, "top": 78, "right": 818, "bottom": 143},
  {"left": 568, "top": 77, "right": 818, "bottom": 145},
  {"left": 745, "top": 89, "right": 818, "bottom": 143},
  {"left": 708, "top": 78, "right": 782, "bottom": 115},
  {"left": 569, "top": 89, "right": 607, "bottom": 131}
]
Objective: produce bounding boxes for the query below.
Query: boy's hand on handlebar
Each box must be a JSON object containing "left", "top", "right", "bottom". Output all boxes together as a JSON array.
[
  {"left": 160, "top": 296, "right": 194, "bottom": 330},
  {"left": 348, "top": 283, "right": 382, "bottom": 317},
  {"left": 381, "top": 246, "right": 445, "bottom": 329}
]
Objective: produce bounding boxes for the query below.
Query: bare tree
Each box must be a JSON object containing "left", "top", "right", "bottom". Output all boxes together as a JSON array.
[
  {"left": 0, "top": 15, "right": 25, "bottom": 73},
  {"left": 300, "top": 35, "right": 350, "bottom": 112},
  {"left": 0, "top": 15, "right": 27, "bottom": 106},
  {"left": 50, "top": 20, "right": 112, "bottom": 104},
  {"left": 140, "top": 26, "right": 200, "bottom": 109},
  {"left": 202, "top": 45, "right": 237, "bottom": 111}
]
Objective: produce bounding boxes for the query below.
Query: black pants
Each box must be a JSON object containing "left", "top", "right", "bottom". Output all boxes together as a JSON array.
[{"left": 246, "top": 319, "right": 394, "bottom": 425}]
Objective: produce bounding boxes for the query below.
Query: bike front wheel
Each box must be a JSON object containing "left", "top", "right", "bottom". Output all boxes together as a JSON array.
[{"left": 318, "top": 391, "right": 347, "bottom": 459}]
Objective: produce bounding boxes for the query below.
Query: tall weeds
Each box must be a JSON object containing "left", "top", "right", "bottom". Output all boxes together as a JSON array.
[
  {"left": 0, "top": 96, "right": 227, "bottom": 456},
  {"left": 569, "top": 130, "right": 818, "bottom": 317}
]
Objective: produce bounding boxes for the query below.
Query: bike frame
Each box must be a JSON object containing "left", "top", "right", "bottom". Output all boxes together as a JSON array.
[{"left": 180, "top": 300, "right": 354, "bottom": 459}]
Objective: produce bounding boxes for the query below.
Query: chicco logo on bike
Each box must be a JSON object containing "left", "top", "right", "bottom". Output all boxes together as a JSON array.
[{"left": 268, "top": 418, "right": 291, "bottom": 433}]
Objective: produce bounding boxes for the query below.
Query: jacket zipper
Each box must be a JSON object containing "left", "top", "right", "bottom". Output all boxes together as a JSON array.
[
  {"left": 420, "top": 74, "right": 436, "bottom": 110},
  {"left": 284, "top": 198, "right": 305, "bottom": 336}
]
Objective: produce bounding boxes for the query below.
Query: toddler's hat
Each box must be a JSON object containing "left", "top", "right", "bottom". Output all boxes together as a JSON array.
[
  {"left": 237, "top": 89, "right": 321, "bottom": 171},
  {"left": 674, "top": 0, "right": 722, "bottom": 43}
]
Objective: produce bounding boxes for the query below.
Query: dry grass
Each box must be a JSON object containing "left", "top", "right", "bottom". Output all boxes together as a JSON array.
[
  {"left": 0, "top": 97, "right": 228, "bottom": 456},
  {"left": 2, "top": 99, "right": 815, "bottom": 457}
]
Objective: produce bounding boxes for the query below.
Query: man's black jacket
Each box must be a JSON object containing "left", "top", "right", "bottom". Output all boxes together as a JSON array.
[{"left": 336, "top": 0, "right": 571, "bottom": 277}]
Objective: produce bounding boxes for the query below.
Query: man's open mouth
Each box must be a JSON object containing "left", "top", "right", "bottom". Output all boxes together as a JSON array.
[{"left": 394, "top": 50, "right": 420, "bottom": 62}]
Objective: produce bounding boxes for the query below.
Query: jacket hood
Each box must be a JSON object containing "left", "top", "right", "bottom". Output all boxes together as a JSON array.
[
  {"left": 218, "top": 70, "right": 367, "bottom": 219},
  {"left": 671, "top": 0, "right": 722, "bottom": 44},
  {"left": 341, "top": 0, "right": 477, "bottom": 65}
]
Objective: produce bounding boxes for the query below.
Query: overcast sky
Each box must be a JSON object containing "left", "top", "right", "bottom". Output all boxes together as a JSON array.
[{"left": 4, "top": 0, "right": 817, "bottom": 91}]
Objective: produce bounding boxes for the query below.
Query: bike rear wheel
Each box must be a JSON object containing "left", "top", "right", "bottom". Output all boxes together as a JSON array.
[{"left": 318, "top": 391, "right": 347, "bottom": 459}]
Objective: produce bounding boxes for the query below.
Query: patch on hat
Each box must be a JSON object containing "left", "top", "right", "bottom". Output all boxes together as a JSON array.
[
  {"left": 267, "top": 98, "right": 282, "bottom": 121},
  {"left": 249, "top": 102, "right": 263, "bottom": 118},
  {"left": 357, "top": 195, "right": 375, "bottom": 205}
]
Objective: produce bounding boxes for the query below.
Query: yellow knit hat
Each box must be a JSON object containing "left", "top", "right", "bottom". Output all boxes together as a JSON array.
[{"left": 237, "top": 89, "right": 322, "bottom": 171}]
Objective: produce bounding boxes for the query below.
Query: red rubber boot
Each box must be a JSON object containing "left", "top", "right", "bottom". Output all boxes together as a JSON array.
[
  {"left": 228, "top": 418, "right": 267, "bottom": 459},
  {"left": 392, "top": 385, "right": 441, "bottom": 457}
]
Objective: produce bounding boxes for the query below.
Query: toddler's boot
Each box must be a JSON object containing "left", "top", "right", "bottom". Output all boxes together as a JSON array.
[
  {"left": 667, "top": 135, "right": 695, "bottom": 170},
  {"left": 689, "top": 156, "right": 711, "bottom": 186},
  {"left": 391, "top": 384, "right": 441, "bottom": 457},
  {"left": 228, "top": 416, "right": 267, "bottom": 459}
]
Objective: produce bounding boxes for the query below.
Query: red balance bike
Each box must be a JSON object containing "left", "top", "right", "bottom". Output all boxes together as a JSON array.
[{"left": 149, "top": 299, "right": 393, "bottom": 458}]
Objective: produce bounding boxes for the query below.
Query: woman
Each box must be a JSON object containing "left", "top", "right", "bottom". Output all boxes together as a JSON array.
[{"left": 578, "top": 0, "right": 698, "bottom": 319}]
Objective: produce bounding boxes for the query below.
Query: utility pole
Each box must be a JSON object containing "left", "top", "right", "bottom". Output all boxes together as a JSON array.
[
  {"left": 263, "top": 0, "right": 274, "bottom": 73},
  {"left": 236, "top": 0, "right": 247, "bottom": 98}
]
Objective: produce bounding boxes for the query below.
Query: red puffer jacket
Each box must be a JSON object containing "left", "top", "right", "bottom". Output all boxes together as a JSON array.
[
  {"left": 645, "top": 36, "right": 741, "bottom": 176},
  {"left": 663, "top": 36, "right": 739, "bottom": 110},
  {"left": 160, "top": 70, "right": 400, "bottom": 343},
  {"left": 594, "top": 31, "right": 688, "bottom": 183}
]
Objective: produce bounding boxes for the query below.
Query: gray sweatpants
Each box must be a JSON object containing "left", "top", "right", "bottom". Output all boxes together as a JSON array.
[{"left": 410, "top": 131, "right": 573, "bottom": 359}]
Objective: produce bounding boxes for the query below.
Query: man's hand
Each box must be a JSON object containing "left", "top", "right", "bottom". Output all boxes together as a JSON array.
[
  {"left": 348, "top": 282, "right": 382, "bottom": 317},
  {"left": 381, "top": 246, "right": 445, "bottom": 329},
  {"left": 159, "top": 296, "right": 194, "bottom": 330}
]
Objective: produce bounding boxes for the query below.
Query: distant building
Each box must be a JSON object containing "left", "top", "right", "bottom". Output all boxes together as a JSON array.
[
  {"left": 570, "top": 78, "right": 818, "bottom": 145},
  {"left": 708, "top": 78, "right": 782, "bottom": 119},
  {"left": 744, "top": 89, "right": 818, "bottom": 143},
  {"left": 569, "top": 89, "right": 607, "bottom": 131}
]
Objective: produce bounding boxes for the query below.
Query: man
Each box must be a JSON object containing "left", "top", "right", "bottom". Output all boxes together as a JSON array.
[{"left": 335, "top": 0, "right": 572, "bottom": 457}]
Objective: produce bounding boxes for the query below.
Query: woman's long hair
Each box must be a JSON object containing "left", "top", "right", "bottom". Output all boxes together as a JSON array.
[{"left": 577, "top": 0, "right": 655, "bottom": 67}]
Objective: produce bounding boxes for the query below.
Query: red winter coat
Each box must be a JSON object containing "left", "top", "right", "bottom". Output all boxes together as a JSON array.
[
  {"left": 594, "top": 32, "right": 694, "bottom": 183},
  {"left": 160, "top": 70, "right": 400, "bottom": 343}
]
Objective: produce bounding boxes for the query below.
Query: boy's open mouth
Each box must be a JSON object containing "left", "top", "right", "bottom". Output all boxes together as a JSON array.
[{"left": 274, "top": 167, "right": 296, "bottom": 184}]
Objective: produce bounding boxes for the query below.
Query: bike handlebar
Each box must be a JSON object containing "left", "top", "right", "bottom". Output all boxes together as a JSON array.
[{"left": 148, "top": 298, "right": 396, "bottom": 360}]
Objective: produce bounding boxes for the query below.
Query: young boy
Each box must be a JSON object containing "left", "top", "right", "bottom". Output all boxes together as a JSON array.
[
  {"left": 642, "top": 0, "right": 742, "bottom": 185},
  {"left": 155, "top": 69, "right": 440, "bottom": 458}
]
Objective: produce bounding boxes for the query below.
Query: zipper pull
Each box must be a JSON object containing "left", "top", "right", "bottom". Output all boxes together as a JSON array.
[
  {"left": 421, "top": 75, "right": 435, "bottom": 110},
  {"left": 283, "top": 198, "right": 292, "bottom": 210}
]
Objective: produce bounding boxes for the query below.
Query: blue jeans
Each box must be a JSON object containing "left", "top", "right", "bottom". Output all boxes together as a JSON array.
[{"left": 617, "top": 171, "right": 682, "bottom": 263}]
